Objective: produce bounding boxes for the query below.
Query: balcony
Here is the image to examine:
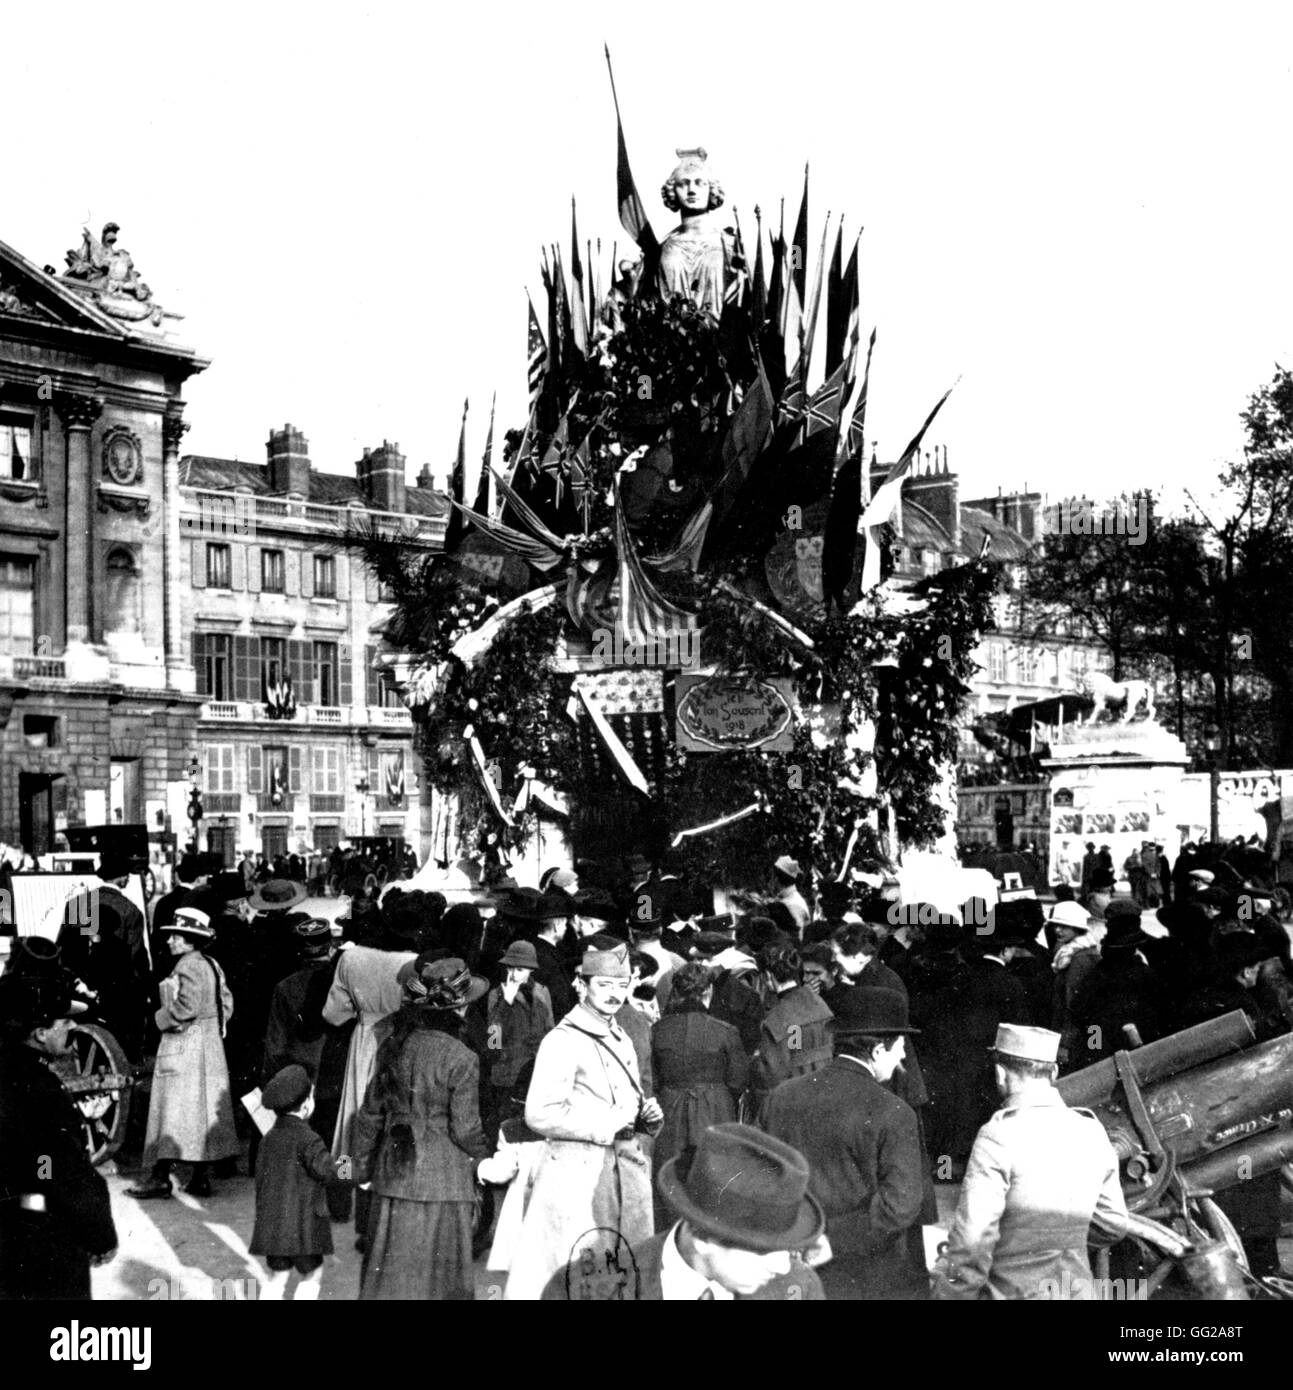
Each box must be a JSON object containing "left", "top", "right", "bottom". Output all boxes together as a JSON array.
[
  {"left": 310, "top": 794, "right": 346, "bottom": 813},
  {"left": 369, "top": 706, "right": 413, "bottom": 728},
  {"left": 3, "top": 653, "right": 67, "bottom": 680},
  {"left": 309, "top": 706, "right": 345, "bottom": 725},
  {"left": 204, "top": 792, "right": 241, "bottom": 814},
  {"left": 202, "top": 702, "right": 243, "bottom": 720}
]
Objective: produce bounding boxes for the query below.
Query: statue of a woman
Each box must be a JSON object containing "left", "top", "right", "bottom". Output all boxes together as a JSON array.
[{"left": 656, "top": 148, "right": 739, "bottom": 318}]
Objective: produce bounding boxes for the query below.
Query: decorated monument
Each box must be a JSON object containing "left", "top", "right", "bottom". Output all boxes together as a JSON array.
[{"left": 360, "top": 55, "right": 999, "bottom": 890}]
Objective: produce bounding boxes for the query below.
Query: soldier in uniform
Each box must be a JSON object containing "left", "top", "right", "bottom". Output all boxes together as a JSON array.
[
  {"left": 931, "top": 1023, "right": 1129, "bottom": 1300},
  {"left": 0, "top": 968, "right": 118, "bottom": 1299}
]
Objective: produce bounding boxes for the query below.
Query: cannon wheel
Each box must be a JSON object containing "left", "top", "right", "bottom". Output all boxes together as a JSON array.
[{"left": 60, "top": 1022, "right": 133, "bottom": 1166}]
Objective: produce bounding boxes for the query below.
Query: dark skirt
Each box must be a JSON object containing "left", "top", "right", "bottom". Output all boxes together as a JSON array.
[{"left": 359, "top": 1197, "right": 475, "bottom": 1300}]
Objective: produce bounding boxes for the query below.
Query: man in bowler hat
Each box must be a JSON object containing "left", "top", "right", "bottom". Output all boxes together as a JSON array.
[
  {"left": 932, "top": 1024, "right": 1128, "bottom": 1300},
  {"left": 764, "top": 987, "right": 927, "bottom": 1299}
]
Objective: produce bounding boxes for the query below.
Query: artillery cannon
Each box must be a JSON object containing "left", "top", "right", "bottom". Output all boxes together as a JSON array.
[{"left": 1058, "top": 1011, "right": 1293, "bottom": 1300}]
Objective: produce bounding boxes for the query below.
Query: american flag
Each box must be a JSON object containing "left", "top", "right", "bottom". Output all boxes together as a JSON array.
[{"left": 527, "top": 294, "right": 548, "bottom": 413}]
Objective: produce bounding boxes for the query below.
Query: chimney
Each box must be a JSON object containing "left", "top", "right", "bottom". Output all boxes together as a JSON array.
[
  {"left": 357, "top": 439, "right": 407, "bottom": 513},
  {"left": 907, "top": 464, "right": 960, "bottom": 554},
  {"left": 267, "top": 423, "right": 311, "bottom": 496},
  {"left": 415, "top": 462, "right": 434, "bottom": 490}
]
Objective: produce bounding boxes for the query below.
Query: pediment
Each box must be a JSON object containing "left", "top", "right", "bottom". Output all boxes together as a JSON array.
[{"left": 0, "top": 238, "right": 129, "bottom": 336}]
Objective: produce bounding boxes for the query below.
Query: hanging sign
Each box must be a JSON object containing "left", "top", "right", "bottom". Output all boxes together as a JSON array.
[{"left": 675, "top": 674, "right": 795, "bottom": 752}]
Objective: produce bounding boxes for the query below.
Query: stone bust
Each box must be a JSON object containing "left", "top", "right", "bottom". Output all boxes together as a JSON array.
[{"left": 656, "top": 148, "right": 739, "bottom": 318}]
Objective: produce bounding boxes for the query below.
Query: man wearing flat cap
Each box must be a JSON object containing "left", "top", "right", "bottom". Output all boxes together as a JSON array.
[
  {"left": 932, "top": 1024, "right": 1128, "bottom": 1300},
  {"left": 505, "top": 940, "right": 664, "bottom": 1300},
  {"left": 765, "top": 987, "right": 927, "bottom": 1299}
]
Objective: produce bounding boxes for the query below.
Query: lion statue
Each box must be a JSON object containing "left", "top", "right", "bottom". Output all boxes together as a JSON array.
[{"left": 1082, "top": 671, "right": 1155, "bottom": 724}]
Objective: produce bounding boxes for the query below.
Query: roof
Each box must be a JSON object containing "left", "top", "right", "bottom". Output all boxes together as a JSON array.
[
  {"left": 180, "top": 455, "right": 449, "bottom": 518},
  {"left": 900, "top": 499, "right": 955, "bottom": 552},
  {"left": 958, "top": 507, "right": 1031, "bottom": 562}
]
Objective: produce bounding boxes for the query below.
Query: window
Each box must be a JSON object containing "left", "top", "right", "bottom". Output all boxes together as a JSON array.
[
  {"left": 206, "top": 542, "right": 231, "bottom": 588},
  {"left": 1017, "top": 645, "right": 1037, "bottom": 684},
  {"left": 988, "top": 643, "right": 1007, "bottom": 683},
  {"left": 0, "top": 556, "right": 36, "bottom": 655},
  {"left": 313, "top": 641, "right": 338, "bottom": 706},
  {"left": 921, "top": 549, "right": 940, "bottom": 577},
  {"left": 261, "top": 549, "right": 285, "bottom": 593},
  {"left": 0, "top": 415, "right": 33, "bottom": 481},
  {"left": 261, "top": 636, "right": 287, "bottom": 694},
  {"left": 206, "top": 744, "right": 235, "bottom": 793},
  {"left": 313, "top": 554, "right": 336, "bottom": 598},
  {"left": 197, "top": 633, "right": 232, "bottom": 700},
  {"left": 312, "top": 746, "right": 341, "bottom": 793}
]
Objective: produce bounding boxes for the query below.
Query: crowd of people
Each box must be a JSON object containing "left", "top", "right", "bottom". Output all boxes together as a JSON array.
[{"left": 2, "top": 841, "right": 1290, "bottom": 1301}]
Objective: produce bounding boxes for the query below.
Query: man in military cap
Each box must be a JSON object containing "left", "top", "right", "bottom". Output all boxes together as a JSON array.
[
  {"left": 0, "top": 968, "right": 118, "bottom": 1298},
  {"left": 931, "top": 1023, "right": 1129, "bottom": 1300},
  {"left": 505, "top": 939, "right": 663, "bottom": 1300}
]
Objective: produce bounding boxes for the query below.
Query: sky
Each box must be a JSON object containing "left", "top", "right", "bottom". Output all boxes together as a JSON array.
[{"left": 5, "top": 1, "right": 1292, "bottom": 510}]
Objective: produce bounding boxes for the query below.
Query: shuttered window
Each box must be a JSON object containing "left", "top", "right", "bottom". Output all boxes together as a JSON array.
[
  {"left": 206, "top": 744, "right": 235, "bottom": 792},
  {"left": 261, "top": 549, "right": 285, "bottom": 592},
  {"left": 247, "top": 745, "right": 264, "bottom": 794},
  {"left": 206, "top": 543, "right": 231, "bottom": 588},
  {"left": 313, "top": 554, "right": 337, "bottom": 598},
  {"left": 313, "top": 641, "right": 338, "bottom": 706},
  {"left": 312, "top": 746, "right": 341, "bottom": 793}
]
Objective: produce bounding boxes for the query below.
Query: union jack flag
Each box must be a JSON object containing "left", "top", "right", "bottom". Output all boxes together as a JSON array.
[
  {"left": 776, "top": 368, "right": 805, "bottom": 429},
  {"left": 843, "top": 328, "right": 877, "bottom": 459},
  {"left": 804, "top": 362, "right": 848, "bottom": 437}
]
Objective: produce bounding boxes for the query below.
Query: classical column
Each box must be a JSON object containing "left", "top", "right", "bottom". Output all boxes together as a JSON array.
[
  {"left": 162, "top": 409, "right": 192, "bottom": 690},
  {"left": 55, "top": 392, "right": 103, "bottom": 650}
]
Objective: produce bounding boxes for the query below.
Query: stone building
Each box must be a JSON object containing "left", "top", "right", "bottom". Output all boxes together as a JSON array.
[
  {"left": 0, "top": 225, "right": 208, "bottom": 855},
  {"left": 1, "top": 222, "right": 446, "bottom": 869},
  {"left": 181, "top": 429, "right": 445, "bottom": 864}
]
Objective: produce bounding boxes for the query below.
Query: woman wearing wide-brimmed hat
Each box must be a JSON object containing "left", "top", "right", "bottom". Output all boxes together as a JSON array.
[
  {"left": 351, "top": 955, "right": 491, "bottom": 1300},
  {"left": 126, "top": 907, "right": 240, "bottom": 1199}
]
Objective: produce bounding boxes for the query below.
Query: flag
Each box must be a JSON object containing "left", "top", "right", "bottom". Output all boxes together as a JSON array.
[
  {"left": 526, "top": 295, "right": 547, "bottom": 414},
  {"left": 605, "top": 45, "right": 658, "bottom": 257},
  {"left": 775, "top": 361, "right": 806, "bottom": 430},
  {"left": 751, "top": 206, "right": 767, "bottom": 327},
  {"left": 824, "top": 218, "right": 846, "bottom": 376},
  {"left": 804, "top": 360, "right": 848, "bottom": 437},
  {"left": 614, "top": 476, "right": 696, "bottom": 646},
  {"left": 384, "top": 752, "right": 405, "bottom": 804},
  {"left": 576, "top": 684, "right": 650, "bottom": 795},
  {"left": 709, "top": 361, "right": 774, "bottom": 531},
  {"left": 444, "top": 398, "right": 469, "bottom": 554},
  {"left": 843, "top": 328, "right": 877, "bottom": 461},
  {"left": 570, "top": 199, "right": 589, "bottom": 357},
  {"left": 646, "top": 499, "right": 713, "bottom": 574},
  {"left": 791, "top": 165, "right": 809, "bottom": 311},
  {"left": 472, "top": 394, "right": 496, "bottom": 518},
  {"left": 822, "top": 453, "right": 864, "bottom": 611},
  {"left": 569, "top": 433, "right": 592, "bottom": 530},
  {"left": 449, "top": 501, "right": 562, "bottom": 571},
  {"left": 859, "top": 382, "right": 957, "bottom": 590},
  {"left": 800, "top": 217, "right": 830, "bottom": 375}
]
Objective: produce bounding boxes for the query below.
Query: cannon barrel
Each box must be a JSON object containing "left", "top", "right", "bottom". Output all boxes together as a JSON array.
[
  {"left": 1181, "top": 1126, "right": 1293, "bottom": 1193},
  {"left": 1058, "top": 1011, "right": 1253, "bottom": 1110}
]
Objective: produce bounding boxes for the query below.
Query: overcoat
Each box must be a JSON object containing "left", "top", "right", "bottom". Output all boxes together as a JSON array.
[
  {"left": 764, "top": 1056, "right": 926, "bottom": 1300},
  {"left": 350, "top": 1012, "right": 490, "bottom": 1301},
  {"left": 144, "top": 949, "right": 240, "bottom": 1164},
  {"left": 748, "top": 984, "right": 832, "bottom": 1117},
  {"left": 651, "top": 1007, "right": 748, "bottom": 1167},
  {"left": 504, "top": 1004, "right": 656, "bottom": 1301},
  {"left": 931, "top": 1088, "right": 1129, "bottom": 1300},
  {"left": 485, "top": 980, "right": 554, "bottom": 1091},
  {"left": 322, "top": 943, "right": 414, "bottom": 1160},
  {"left": 249, "top": 1113, "right": 337, "bottom": 1259},
  {"left": 0, "top": 1039, "right": 117, "bottom": 1299}
]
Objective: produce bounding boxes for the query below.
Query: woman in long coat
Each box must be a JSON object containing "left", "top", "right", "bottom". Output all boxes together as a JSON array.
[
  {"left": 322, "top": 914, "right": 418, "bottom": 1236},
  {"left": 651, "top": 964, "right": 748, "bottom": 1171},
  {"left": 351, "top": 955, "right": 490, "bottom": 1300},
  {"left": 125, "top": 908, "right": 239, "bottom": 1198}
]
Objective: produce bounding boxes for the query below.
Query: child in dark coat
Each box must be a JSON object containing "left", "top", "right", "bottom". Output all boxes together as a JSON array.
[{"left": 250, "top": 1064, "right": 344, "bottom": 1300}]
